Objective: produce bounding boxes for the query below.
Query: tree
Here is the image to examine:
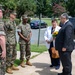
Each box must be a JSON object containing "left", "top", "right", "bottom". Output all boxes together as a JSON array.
[
  {"left": 65, "top": 0, "right": 75, "bottom": 17},
  {"left": 52, "top": 4, "right": 66, "bottom": 17},
  {"left": 16, "top": 0, "right": 36, "bottom": 18},
  {"left": 51, "top": 0, "right": 75, "bottom": 17},
  {"left": 0, "top": 0, "right": 36, "bottom": 18},
  {"left": 35, "top": 0, "right": 53, "bottom": 17},
  {"left": 43, "top": 0, "right": 53, "bottom": 17},
  {"left": 0, "top": 0, "right": 17, "bottom": 18}
]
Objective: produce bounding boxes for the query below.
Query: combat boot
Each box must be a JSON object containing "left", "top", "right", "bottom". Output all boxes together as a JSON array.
[
  {"left": 11, "top": 65, "right": 19, "bottom": 70},
  {"left": 6, "top": 67, "right": 13, "bottom": 74},
  {"left": 20, "top": 61, "right": 25, "bottom": 68},
  {"left": 26, "top": 60, "right": 32, "bottom": 66}
]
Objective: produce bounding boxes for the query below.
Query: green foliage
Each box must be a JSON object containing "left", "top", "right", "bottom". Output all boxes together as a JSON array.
[
  {"left": 5, "top": 0, "right": 16, "bottom": 10},
  {"left": 65, "top": 0, "right": 75, "bottom": 17},
  {"left": 27, "top": 18, "right": 31, "bottom": 23},
  {"left": 1, "top": 0, "right": 75, "bottom": 17},
  {"left": 36, "top": 0, "right": 53, "bottom": 17},
  {"left": 14, "top": 59, "right": 21, "bottom": 66},
  {"left": 0, "top": 0, "right": 17, "bottom": 18},
  {"left": 15, "top": 19, "right": 21, "bottom": 26},
  {"left": 0, "top": 0, "right": 17, "bottom": 11},
  {"left": 16, "top": 0, "right": 36, "bottom": 18}
]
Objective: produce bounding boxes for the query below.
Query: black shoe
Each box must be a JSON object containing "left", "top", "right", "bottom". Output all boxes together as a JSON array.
[
  {"left": 58, "top": 73, "right": 63, "bottom": 75},
  {"left": 50, "top": 65, "right": 53, "bottom": 67},
  {"left": 55, "top": 65, "right": 60, "bottom": 70}
]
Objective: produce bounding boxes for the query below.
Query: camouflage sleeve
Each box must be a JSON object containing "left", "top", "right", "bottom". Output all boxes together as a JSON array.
[
  {"left": 4, "top": 21, "right": 9, "bottom": 31},
  {"left": 3, "top": 21, "right": 6, "bottom": 31},
  {"left": 28, "top": 24, "right": 31, "bottom": 33},
  {"left": 4, "top": 21, "right": 13, "bottom": 31},
  {"left": 17, "top": 25, "right": 22, "bottom": 32}
]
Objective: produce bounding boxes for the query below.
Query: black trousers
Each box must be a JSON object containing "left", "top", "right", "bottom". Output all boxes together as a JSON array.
[
  {"left": 59, "top": 51, "right": 72, "bottom": 75},
  {"left": 48, "top": 42, "right": 60, "bottom": 66},
  {"left": 48, "top": 49, "right": 60, "bottom": 66}
]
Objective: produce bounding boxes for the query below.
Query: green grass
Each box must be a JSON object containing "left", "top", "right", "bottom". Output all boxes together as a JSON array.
[
  {"left": 14, "top": 59, "right": 26, "bottom": 66},
  {"left": 16, "top": 44, "right": 20, "bottom": 51},
  {"left": 31, "top": 44, "right": 47, "bottom": 53},
  {"left": 16, "top": 44, "right": 47, "bottom": 53},
  {"left": 14, "top": 59, "right": 21, "bottom": 66}
]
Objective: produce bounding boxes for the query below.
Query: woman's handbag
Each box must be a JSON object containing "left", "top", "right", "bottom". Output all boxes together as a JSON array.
[{"left": 51, "top": 47, "right": 59, "bottom": 58}]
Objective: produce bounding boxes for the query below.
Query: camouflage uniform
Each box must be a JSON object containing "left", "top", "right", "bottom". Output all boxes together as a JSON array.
[
  {"left": 5, "top": 20, "right": 17, "bottom": 67},
  {"left": 0, "top": 19, "right": 6, "bottom": 75},
  {"left": 18, "top": 23, "right": 31, "bottom": 61},
  {"left": 0, "top": 54, "right": 6, "bottom": 75}
]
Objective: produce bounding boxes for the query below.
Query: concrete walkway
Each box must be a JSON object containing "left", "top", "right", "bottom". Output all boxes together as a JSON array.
[{"left": 6, "top": 50, "right": 75, "bottom": 75}]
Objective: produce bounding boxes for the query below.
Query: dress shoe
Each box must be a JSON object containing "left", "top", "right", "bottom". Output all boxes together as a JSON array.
[
  {"left": 58, "top": 73, "right": 63, "bottom": 75},
  {"left": 50, "top": 65, "right": 54, "bottom": 67}
]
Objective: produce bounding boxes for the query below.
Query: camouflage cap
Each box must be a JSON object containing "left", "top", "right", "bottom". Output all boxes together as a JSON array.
[
  {"left": 11, "top": 12, "right": 17, "bottom": 16},
  {"left": 22, "top": 15, "right": 28, "bottom": 19}
]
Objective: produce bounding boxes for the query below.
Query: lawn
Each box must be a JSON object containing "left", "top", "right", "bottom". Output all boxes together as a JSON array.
[
  {"left": 16, "top": 44, "right": 47, "bottom": 53},
  {"left": 31, "top": 44, "right": 47, "bottom": 53}
]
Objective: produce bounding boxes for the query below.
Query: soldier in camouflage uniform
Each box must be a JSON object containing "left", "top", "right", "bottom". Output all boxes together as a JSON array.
[
  {"left": 18, "top": 15, "right": 32, "bottom": 68},
  {"left": 0, "top": 9, "right": 6, "bottom": 75},
  {"left": 5, "top": 12, "right": 19, "bottom": 74}
]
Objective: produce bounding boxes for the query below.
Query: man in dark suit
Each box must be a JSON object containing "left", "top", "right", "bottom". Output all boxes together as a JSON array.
[{"left": 55, "top": 13, "right": 74, "bottom": 75}]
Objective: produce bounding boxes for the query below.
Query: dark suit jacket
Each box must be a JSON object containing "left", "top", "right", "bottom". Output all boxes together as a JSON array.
[{"left": 55, "top": 21, "right": 74, "bottom": 51}]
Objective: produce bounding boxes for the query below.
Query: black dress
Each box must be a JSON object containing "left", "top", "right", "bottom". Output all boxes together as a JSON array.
[{"left": 48, "top": 27, "right": 60, "bottom": 67}]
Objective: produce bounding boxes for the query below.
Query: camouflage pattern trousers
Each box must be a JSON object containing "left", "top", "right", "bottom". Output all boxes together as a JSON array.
[
  {"left": 20, "top": 44, "right": 31, "bottom": 61},
  {"left": 0, "top": 57, "right": 6, "bottom": 75},
  {"left": 6, "top": 44, "right": 17, "bottom": 67}
]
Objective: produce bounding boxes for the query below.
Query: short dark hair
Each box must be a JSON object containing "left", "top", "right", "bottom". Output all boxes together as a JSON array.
[{"left": 51, "top": 18, "right": 58, "bottom": 23}]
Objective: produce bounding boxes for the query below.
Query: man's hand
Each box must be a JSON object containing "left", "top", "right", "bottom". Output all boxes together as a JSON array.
[
  {"left": 27, "top": 33, "right": 32, "bottom": 42},
  {"left": 24, "top": 38, "right": 28, "bottom": 42},
  {"left": 62, "top": 48, "right": 66, "bottom": 52},
  {"left": 24, "top": 37, "right": 30, "bottom": 42}
]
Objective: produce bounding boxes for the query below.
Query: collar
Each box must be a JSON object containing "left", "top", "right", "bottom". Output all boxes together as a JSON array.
[{"left": 64, "top": 19, "right": 69, "bottom": 24}]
